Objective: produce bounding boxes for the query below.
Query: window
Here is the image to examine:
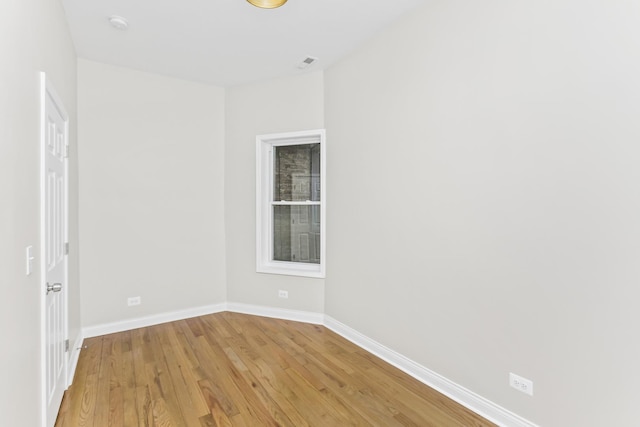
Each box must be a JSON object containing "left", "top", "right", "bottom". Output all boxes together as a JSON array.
[{"left": 256, "top": 129, "right": 326, "bottom": 278}]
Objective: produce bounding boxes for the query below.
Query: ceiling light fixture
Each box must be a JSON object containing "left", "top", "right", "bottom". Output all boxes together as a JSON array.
[
  {"left": 247, "top": 0, "right": 288, "bottom": 9},
  {"left": 108, "top": 15, "right": 129, "bottom": 30}
]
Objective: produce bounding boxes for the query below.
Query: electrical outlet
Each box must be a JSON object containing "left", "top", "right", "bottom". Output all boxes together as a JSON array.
[
  {"left": 509, "top": 373, "right": 533, "bottom": 396},
  {"left": 127, "top": 296, "right": 141, "bottom": 306},
  {"left": 278, "top": 290, "right": 288, "bottom": 299}
]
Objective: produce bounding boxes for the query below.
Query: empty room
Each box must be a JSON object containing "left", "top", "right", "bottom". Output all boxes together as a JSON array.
[{"left": 2, "top": 0, "right": 639, "bottom": 426}]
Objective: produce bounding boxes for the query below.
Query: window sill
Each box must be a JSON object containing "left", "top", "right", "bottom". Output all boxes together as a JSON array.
[{"left": 257, "top": 261, "right": 325, "bottom": 279}]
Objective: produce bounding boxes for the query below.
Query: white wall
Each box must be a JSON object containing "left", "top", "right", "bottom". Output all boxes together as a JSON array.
[
  {"left": 8, "top": 1, "right": 637, "bottom": 424},
  {"left": 324, "top": 1, "right": 640, "bottom": 426},
  {"left": 225, "top": 72, "right": 325, "bottom": 313},
  {"left": 78, "top": 60, "right": 226, "bottom": 327},
  {"left": 0, "top": 0, "right": 78, "bottom": 425}
]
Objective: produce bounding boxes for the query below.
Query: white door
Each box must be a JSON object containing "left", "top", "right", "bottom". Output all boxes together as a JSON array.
[{"left": 41, "top": 74, "right": 69, "bottom": 427}]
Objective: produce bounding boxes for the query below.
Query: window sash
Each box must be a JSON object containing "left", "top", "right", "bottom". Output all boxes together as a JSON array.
[{"left": 272, "top": 205, "right": 321, "bottom": 264}]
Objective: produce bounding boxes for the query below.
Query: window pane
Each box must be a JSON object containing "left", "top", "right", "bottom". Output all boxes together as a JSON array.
[
  {"left": 274, "top": 144, "right": 321, "bottom": 202},
  {"left": 273, "top": 205, "right": 320, "bottom": 264}
]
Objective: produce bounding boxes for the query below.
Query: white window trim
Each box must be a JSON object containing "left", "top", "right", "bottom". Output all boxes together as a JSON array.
[{"left": 256, "top": 129, "right": 326, "bottom": 278}]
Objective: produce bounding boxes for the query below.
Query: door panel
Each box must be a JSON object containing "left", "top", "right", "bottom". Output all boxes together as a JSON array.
[{"left": 43, "top": 79, "right": 68, "bottom": 427}]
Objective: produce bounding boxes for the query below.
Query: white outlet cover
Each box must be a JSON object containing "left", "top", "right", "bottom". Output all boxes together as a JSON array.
[
  {"left": 128, "top": 296, "right": 141, "bottom": 306},
  {"left": 509, "top": 372, "right": 533, "bottom": 396}
]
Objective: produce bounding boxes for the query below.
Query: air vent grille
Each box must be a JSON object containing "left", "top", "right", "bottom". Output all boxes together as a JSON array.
[{"left": 298, "top": 56, "right": 318, "bottom": 69}]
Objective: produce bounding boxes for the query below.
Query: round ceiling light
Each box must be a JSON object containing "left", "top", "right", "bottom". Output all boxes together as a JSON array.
[
  {"left": 108, "top": 15, "right": 129, "bottom": 30},
  {"left": 246, "top": 0, "right": 288, "bottom": 9}
]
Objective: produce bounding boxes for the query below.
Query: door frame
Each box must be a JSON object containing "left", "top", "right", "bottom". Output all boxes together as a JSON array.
[{"left": 39, "top": 72, "right": 70, "bottom": 427}]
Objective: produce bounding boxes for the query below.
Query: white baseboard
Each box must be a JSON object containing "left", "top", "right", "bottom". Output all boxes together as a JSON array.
[
  {"left": 226, "top": 302, "right": 324, "bottom": 325},
  {"left": 82, "top": 303, "right": 227, "bottom": 338},
  {"left": 324, "top": 315, "right": 538, "bottom": 427},
  {"left": 77, "top": 303, "right": 535, "bottom": 427},
  {"left": 66, "top": 331, "right": 84, "bottom": 387}
]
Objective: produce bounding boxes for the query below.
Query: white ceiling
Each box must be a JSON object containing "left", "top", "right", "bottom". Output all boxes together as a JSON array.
[{"left": 61, "top": 0, "right": 427, "bottom": 87}]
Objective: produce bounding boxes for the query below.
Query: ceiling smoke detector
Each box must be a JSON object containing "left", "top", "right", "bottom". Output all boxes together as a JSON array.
[{"left": 108, "top": 15, "right": 129, "bottom": 30}]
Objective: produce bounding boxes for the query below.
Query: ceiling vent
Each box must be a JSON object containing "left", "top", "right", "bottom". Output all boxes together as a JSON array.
[{"left": 298, "top": 56, "right": 318, "bottom": 70}]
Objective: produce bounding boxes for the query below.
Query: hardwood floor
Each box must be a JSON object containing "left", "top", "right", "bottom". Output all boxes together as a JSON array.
[{"left": 55, "top": 312, "right": 496, "bottom": 427}]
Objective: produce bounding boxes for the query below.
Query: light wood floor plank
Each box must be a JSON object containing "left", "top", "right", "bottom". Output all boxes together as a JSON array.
[
  {"left": 56, "top": 312, "right": 496, "bottom": 427},
  {"left": 93, "top": 334, "right": 114, "bottom": 426}
]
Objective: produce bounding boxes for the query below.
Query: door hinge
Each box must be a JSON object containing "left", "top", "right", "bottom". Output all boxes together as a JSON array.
[
  {"left": 65, "top": 145, "right": 70, "bottom": 158},
  {"left": 65, "top": 242, "right": 69, "bottom": 255},
  {"left": 65, "top": 339, "right": 70, "bottom": 352}
]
